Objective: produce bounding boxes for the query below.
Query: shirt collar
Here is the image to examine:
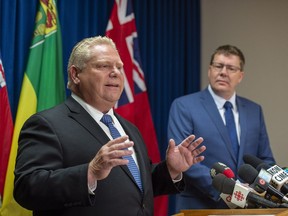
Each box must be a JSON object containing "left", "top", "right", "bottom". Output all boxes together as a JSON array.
[
  {"left": 208, "top": 85, "right": 237, "bottom": 111},
  {"left": 71, "top": 93, "right": 115, "bottom": 122}
]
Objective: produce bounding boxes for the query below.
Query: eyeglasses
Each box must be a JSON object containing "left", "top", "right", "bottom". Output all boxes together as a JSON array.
[{"left": 211, "top": 62, "right": 241, "bottom": 73}]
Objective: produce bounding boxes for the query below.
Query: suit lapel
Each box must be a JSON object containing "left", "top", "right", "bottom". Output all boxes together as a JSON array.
[
  {"left": 201, "top": 89, "right": 238, "bottom": 164},
  {"left": 65, "top": 97, "right": 144, "bottom": 194},
  {"left": 65, "top": 97, "right": 110, "bottom": 145}
]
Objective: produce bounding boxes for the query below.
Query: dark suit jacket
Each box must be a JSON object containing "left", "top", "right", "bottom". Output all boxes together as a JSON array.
[
  {"left": 14, "top": 97, "right": 182, "bottom": 216},
  {"left": 167, "top": 88, "right": 275, "bottom": 210}
]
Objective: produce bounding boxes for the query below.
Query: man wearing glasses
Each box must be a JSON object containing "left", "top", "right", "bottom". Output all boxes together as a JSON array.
[{"left": 167, "top": 45, "right": 275, "bottom": 210}]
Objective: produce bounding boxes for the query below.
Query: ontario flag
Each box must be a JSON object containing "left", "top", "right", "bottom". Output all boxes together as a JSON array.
[
  {"left": 0, "top": 51, "right": 14, "bottom": 201},
  {"left": 106, "top": 0, "right": 168, "bottom": 215}
]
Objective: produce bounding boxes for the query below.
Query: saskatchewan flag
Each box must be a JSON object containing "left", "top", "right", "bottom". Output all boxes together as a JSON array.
[{"left": 0, "top": 0, "right": 65, "bottom": 215}]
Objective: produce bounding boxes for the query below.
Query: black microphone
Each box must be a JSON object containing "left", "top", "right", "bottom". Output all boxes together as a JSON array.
[
  {"left": 210, "top": 162, "right": 235, "bottom": 179},
  {"left": 243, "top": 154, "right": 271, "bottom": 171},
  {"left": 210, "top": 162, "right": 238, "bottom": 208},
  {"left": 238, "top": 164, "right": 288, "bottom": 203},
  {"left": 212, "top": 173, "right": 288, "bottom": 208},
  {"left": 243, "top": 154, "right": 288, "bottom": 195}
]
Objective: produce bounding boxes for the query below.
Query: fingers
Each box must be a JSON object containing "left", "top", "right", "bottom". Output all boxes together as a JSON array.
[
  {"left": 180, "top": 135, "right": 196, "bottom": 148},
  {"left": 191, "top": 145, "right": 206, "bottom": 156},
  {"left": 89, "top": 135, "right": 134, "bottom": 180},
  {"left": 188, "top": 137, "right": 204, "bottom": 150},
  {"left": 193, "top": 155, "right": 205, "bottom": 164},
  {"left": 189, "top": 138, "right": 206, "bottom": 164},
  {"left": 167, "top": 138, "right": 176, "bottom": 153},
  {"left": 178, "top": 135, "right": 204, "bottom": 150},
  {"left": 106, "top": 135, "right": 132, "bottom": 148},
  {"left": 169, "top": 135, "right": 205, "bottom": 155},
  {"left": 187, "top": 136, "right": 206, "bottom": 160},
  {"left": 168, "top": 138, "right": 176, "bottom": 147},
  {"left": 178, "top": 135, "right": 206, "bottom": 162},
  {"left": 107, "top": 137, "right": 134, "bottom": 153},
  {"left": 100, "top": 135, "right": 134, "bottom": 161}
]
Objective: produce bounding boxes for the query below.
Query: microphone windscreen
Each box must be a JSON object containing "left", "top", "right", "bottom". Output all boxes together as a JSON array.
[
  {"left": 238, "top": 164, "right": 258, "bottom": 184},
  {"left": 243, "top": 154, "right": 263, "bottom": 169},
  {"left": 210, "top": 162, "right": 225, "bottom": 178},
  {"left": 256, "top": 163, "right": 271, "bottom": 172},
  {"left": 212, "top": 173, "right": 235, "bottom": 194},
  {"left": 223, "top": 169, "right": 235, "bottom": 179}
]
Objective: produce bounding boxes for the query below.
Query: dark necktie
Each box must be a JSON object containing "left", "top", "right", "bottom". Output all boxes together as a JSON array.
[
  {"left": 224, "top": 101, "right": 239, "bottom": 158},
  {"left": 100, "top": 114, "right": 143, "bottom": 192}
]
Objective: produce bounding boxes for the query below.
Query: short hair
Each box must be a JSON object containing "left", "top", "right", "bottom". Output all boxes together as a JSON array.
[
  {"left": 67, "top": 36, "right": 117, "bottom": 89},
  {"left": 209, "top": 45, "right": 245, "bottom": 71}
]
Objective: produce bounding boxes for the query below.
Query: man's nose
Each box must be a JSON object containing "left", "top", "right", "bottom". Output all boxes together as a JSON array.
[{"left": 110, "top": 66, "right": 122, "bottom": 76}]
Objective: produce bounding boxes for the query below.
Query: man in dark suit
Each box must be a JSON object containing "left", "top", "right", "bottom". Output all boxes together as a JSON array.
[
  {"left": 13, "top": 36, "right": 206, "bottom": 216},
  {"left": 168, "top": 45, "right": 275, "bottom": 211}
]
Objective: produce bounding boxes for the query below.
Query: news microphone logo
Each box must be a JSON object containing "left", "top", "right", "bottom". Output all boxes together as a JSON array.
[
  {"left": 258, "top": 178, "right": 266, "bottom": 186},
  {"left": 220, "top": 193, "right": 238, "bottom": 209},
  {"left": 267, "top": 165, "right": 282, "bottom": 175},
  {"left": 231, "top": 183, "right": 250, "bottom": 208},
  {"left": 233, "top": 190, "right": 245, "bottom": 201},
  {"left": 226, "top": 195, "right": 232, "bottom": 202},
  {"left": 267, "top": 165, "right": 288, "bottom": 191}
]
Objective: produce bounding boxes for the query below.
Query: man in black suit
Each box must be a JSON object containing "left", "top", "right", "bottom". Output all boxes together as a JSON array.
[{"left": 14, "top": 36, "right": 206, "bottom": 216}]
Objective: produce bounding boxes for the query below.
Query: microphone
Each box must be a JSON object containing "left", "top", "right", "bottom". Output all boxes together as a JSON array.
[
  {"left": 243, "top": 154, "right": 288, "bottom": 195},
  {"left": 268, "top": 165, "right": 288, "bottom": 195},
  {"left": 212, "top": 173, "right": 288, "bottom": 208},
  {"left": 243, "top": 154, "right": 270, "bottom": 171},
  {"left": 210, "top": 162, "right": 238, "bottom": 208},
  {"left": 238, "top": 164, "right": 288, "bottom": 203},
  {"left": 210, "top": 162, "right": 235, "bottom": 179}
]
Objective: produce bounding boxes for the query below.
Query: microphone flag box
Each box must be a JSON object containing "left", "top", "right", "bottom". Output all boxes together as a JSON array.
[
  {"left": 220, "top": 193, "right": 238, "bottom": 209},
  {"left": 267, "top": 165, "right": 283, "bottom": 176},
  {"left": 231, "top": 183, "right": 250, "bottom": 208},
  {"left": 267, "top": 165, "right": 288, "bottom": 190}
]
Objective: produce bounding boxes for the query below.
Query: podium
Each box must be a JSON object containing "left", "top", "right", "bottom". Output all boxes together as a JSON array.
[{"left": 172, "top": 209, "right": 288, "bottom": 216}]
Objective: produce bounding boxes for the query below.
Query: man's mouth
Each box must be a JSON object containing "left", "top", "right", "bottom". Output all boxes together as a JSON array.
[
  {"left": 106, "top": 83, "right": 119, "bottom": 87},
  {"left": 216, "top": 79, "right": 228, "bottom": 84}
]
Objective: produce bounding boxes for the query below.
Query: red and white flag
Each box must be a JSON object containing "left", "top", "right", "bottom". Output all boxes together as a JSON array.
[
  {"left": 106, "top": 0, "right": 168, "bottom": 215},
  {"left": 0, "top": 52, "right": 14, "bottom": 199}
]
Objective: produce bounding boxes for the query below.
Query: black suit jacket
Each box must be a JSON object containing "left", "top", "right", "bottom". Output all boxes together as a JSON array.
[{"left": 14, "top": 97, "right": 183, "bottom": 216}]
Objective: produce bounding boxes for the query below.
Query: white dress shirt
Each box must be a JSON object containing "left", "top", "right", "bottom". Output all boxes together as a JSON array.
[{"left": 208, "top": 85, "right": 241, "bottom": 144}]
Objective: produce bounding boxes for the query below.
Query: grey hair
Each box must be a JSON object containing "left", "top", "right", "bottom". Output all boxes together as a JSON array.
[{"left": 67, "top": 36, "right": 117, "bottom": 89}]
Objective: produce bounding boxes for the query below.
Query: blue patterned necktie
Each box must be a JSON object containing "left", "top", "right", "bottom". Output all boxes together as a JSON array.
[
  {"left": 100, "top": 114, "right": 143, "bottom": 192},
  {"left": 224, "top": 101, "right": 239, "bottom": 158}
]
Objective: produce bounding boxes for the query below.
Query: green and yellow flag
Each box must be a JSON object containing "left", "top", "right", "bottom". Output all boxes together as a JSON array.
[{"left": 0, "top": 0, "right": 65, "bottom": 215}]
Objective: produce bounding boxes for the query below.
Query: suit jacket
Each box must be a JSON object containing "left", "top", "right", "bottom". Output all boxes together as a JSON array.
[
  {"left": 167, "top": 88, "right": 275, "bottom": 210},
  {"left": 14, "top": 97, "right": 182, "bottom": 216}
]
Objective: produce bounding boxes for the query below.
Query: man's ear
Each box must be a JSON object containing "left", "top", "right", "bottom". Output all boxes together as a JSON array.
[{"left": 70, "top": 66, "right": 80, "bottom": 84}]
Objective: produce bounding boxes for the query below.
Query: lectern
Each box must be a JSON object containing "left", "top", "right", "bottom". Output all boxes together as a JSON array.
[{"left": 172, "top": 208, "right": 288, "bottom": 216}]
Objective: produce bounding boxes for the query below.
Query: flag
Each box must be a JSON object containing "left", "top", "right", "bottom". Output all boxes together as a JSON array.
[
  {"left": 106, "top": 0, "right": 168, "bottom": 215},
  {"left": 0, "top": 0, "right": 65, "bottom": 215},
  {"left": 0, "top": 52, "right": 14, "bottom": 204}
]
